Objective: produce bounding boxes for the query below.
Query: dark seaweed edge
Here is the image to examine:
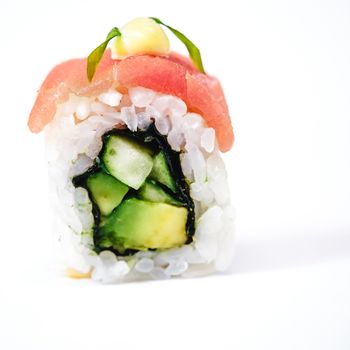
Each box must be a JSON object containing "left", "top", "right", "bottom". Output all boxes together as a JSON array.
[{"left": 72, "top": 124, "right": 195, "bottom": 256}]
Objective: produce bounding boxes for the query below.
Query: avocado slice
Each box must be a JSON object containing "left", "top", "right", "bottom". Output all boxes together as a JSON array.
[
  {"left": 149, "top": 151, "right": 176, "bottom": 191},
  {"left": 100, "top": 198, "right": 188, "bottom": 252},
  {"left": 87, "top": 171, "right": 129, "bottom": 216}
]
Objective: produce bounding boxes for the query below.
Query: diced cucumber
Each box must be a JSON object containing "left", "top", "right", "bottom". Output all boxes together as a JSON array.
[
  {"left": 149, "top": 151, "right": 176, "bottom": 191},
  {"left": 138, "top": 180, "right": 183, "bottom": 206},
  {"left": 100, "top": 198, "right": 188, "bottom": 252},
  {"left": 87, "top": 171, "right": 129, "bottom": 216},
  {"left": 102, "top": 135, "right": 153, "bottom": 190}
]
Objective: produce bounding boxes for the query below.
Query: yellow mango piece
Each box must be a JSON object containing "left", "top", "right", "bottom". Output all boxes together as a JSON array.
[{"left": 112, "top": 17, "right": 170, "bottom": 58}]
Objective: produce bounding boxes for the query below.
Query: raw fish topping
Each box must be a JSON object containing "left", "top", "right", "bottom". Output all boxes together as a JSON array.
[{"left": 28, "top": 17, "right": 234, "bottom": 152}]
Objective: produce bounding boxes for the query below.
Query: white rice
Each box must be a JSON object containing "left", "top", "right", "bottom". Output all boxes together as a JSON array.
[{"left": 45, "top": 87, "right": 235, "bottom": 283}]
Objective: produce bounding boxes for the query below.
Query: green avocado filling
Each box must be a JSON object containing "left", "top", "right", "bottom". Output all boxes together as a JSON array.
[{"left": 73, "top": 125, "right": 195, "bottom": 255}]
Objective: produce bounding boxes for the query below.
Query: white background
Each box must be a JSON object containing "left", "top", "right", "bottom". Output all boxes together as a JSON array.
[{"left": 1, "top": 0, "right": 349, "bottom": 349}]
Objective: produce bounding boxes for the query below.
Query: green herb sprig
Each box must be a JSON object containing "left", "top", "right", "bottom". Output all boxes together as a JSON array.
[
  {"left": 87, "top": 18, "right": 205, "bottom": 82},
  {"left": 149, "top": 17, "right": 205, "bottom": 73},
  {"left": 87, "top": 27, "right": 121, "bottom": 81}
]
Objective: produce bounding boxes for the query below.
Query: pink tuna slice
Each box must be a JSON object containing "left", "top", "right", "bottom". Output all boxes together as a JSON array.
[{"left": 28, "top": 50, "right": 234, "bottom": 152}]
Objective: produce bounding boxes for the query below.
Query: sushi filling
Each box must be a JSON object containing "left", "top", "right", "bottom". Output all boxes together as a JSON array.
[{"left": 73, "top": 126, "right": 195, "bottom": 255}]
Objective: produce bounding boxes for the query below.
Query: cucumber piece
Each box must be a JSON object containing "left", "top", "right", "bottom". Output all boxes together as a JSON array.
[
  {"left": 138, "top": 180, "right": 183, "bottom": 206},
  {"left": 149, "top": 151, "right": 176, "bottom": 191},
  {"left": 100, "top": 198, "right": 188, "bottom": 252},
  {"left": 87, "top": 171, "right": 129, "bottom": 216},
  {"left": 102, "top": 135, "right": 153, "bottom": 190}
]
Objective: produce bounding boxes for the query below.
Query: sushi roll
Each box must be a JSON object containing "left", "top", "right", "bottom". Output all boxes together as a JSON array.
[{"left": 28, "top": 18, "right": 235, "bottom": 282}]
